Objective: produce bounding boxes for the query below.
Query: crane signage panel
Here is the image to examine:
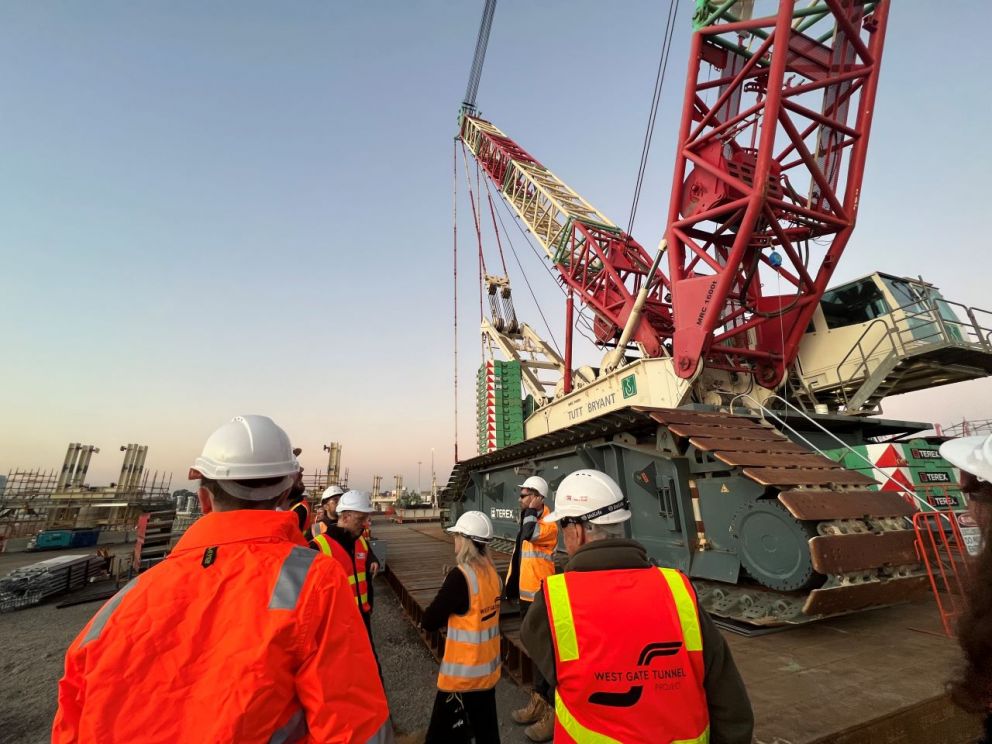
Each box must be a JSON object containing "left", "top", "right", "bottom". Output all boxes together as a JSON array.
[{"left": 622, "top": 375, "right": 638, "bottom": 399}]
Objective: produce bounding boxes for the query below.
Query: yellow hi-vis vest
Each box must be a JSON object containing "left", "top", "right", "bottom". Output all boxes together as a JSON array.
[{"left": 437, "top": 561, "right": 502, "bottom": 692}]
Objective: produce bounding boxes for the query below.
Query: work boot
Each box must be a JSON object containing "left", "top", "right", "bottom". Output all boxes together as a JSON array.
[
  {"left": 524, "top": 699, "right": 554, "bottom": 742},
  {"left": 511, "top": 691, "right": 544, "bottom": 725}
]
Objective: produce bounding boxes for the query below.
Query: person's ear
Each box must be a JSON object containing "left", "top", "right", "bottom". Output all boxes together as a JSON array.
[
  {"left": 275, "top": 490, "right": 292, "bottom": 511},
  {"left": 197, "top": 487, "right": 214, "bottom": 515}
]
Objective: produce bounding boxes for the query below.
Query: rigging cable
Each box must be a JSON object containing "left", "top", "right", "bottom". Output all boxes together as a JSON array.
[
  {"left": 458, "top": 144, "right": 487, "bottom": 327},
  {"left": 452, "top": 139, "right": 459, "bottom": 463},
  {"left": 626, "top": 0, "right": 679, "bottom": 236}
]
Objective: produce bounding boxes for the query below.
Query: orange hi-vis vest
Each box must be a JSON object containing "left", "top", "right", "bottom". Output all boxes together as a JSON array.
[
  {"left": 508, "top": 504, "right": 558, "bottom": 601},
  {"left": 313, "top": 533, "right": 371, "bottom": 613},
  {"left": 437, "top": 561, "right": 502, "bottom": 692},
  {"left": 544, "top": 567, "right": 709, "bottom": 744}
]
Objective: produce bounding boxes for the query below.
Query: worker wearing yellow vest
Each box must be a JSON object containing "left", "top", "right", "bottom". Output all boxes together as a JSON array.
[
  {"left": 310, "top": 485, "right": 345, "bottom": 539},
  {"left": 506, "top": 475, "right": 558, "bottom": 741},
  {"left": 421, "top": 511, "right": 502, "bottom": 743},
  {"left": 310, "top": 490, "right": 382, "bottom": 674},
  {"left": 521, "top": 469, "right": 754, "bottom": 744}
]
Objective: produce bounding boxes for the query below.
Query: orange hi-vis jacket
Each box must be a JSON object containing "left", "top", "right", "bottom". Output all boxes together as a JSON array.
[
  {"left": 52, "top": 510, "right": 391, "bottom": 744},
  {"left": 313, "top": 533, "right": 371, "bottom": 614},
  {"left": 437, "top": 561, "right": 502, "bottom": 692},
  {"left": 544, "top": 567, "right": 709, "bottom": 744},
  {"left": 507, "top": 504, "right": 558, "bottom": 602}
]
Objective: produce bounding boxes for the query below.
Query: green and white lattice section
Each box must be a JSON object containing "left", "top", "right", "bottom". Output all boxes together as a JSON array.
[{"left": 477, "top": 360, "right": 524, "bottom": 454}]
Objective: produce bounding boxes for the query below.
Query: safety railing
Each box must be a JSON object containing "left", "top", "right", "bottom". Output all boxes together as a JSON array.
[
  {"left": 729, "top": 393, "right": 936, "bottom": 512},
  {"left": 913, "top": 510, "right": 974, "bottom": 638},
  {"left": 826, "top": 297, "right": 992, "bottom": 411}
]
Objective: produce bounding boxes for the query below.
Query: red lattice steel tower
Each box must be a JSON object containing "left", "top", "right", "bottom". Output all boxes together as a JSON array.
[{"left": 666, "top": 0, "right": 889, "bottom": 386}]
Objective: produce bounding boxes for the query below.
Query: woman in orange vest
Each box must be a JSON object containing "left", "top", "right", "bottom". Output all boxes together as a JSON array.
[{"left": 421, "top": 511, "right": 502, "bottom": 744}]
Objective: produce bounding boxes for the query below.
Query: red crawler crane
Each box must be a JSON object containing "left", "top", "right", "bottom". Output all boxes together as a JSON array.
[{"left": 460, "top": 0, "right": 889, "bottom": 393}]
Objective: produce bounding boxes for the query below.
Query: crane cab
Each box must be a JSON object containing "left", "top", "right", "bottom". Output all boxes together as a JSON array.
[{"left": 793, "top": 272, "right": 992, "bottom": 413}]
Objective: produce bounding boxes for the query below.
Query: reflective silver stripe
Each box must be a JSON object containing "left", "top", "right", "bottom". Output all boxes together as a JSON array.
[
  {"left": 438, "top": 657, "right": 501, "bottom": 678},
  {"left": 268, "top": 708, "right": 307, "bottom": 744},
  {"left": 81, "top": 578, "right": 139, "bottom": 647},
  {"left": 523, "top": 515, "right": 537, "bottom": 525},
  {"left": 521, "top": 550, "right": 554, "bottom": 562},
  {"left": 520, "top": 588, "right": 537, "bottom": 601},
  {"left": 447, "top": 625, "right": 500, "bottom": 644},
  {"left": 461, "top": 564, "right": 479, "bottom": 595},
  {"left": 365, "top": 718, "right": 395, "bottom": 744},
  {"left": 269, "top": 547, "right": 318, "bottom": 610}
]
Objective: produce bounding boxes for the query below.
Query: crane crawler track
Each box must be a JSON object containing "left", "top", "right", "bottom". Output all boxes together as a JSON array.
[{"left": 443, "top": 405, "right": 929, "bottom": 626}]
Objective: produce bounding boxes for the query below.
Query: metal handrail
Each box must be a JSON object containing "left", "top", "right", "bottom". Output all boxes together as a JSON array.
[
  {"left": 832, "top": 318, "right": 898, "bottom": 388},
  {"left": 828, "top": 296, "right": 992, "bottom": 406},
  {"left": 728, "top": 392, "right": 941, "bottom": 516}
]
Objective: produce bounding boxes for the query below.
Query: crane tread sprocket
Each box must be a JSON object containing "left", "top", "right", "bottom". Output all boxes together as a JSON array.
[{"left": 443, "top": 406, "right": 928, "bottom": 626}]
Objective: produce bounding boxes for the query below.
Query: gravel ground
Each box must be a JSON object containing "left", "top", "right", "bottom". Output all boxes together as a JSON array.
[{"left": 0, "top": 554, "right": 532, "bottom": 743}]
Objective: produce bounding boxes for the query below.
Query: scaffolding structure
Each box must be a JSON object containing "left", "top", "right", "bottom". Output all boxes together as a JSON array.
[
  {"left": 937, "top": 419, "right": 992, "bottom": 438},
  {"left": 0, "top": 469, "right": 60, "bottom": 540},
  {"left": 1, "top": 443, "right": 173, "bottom": 543}
]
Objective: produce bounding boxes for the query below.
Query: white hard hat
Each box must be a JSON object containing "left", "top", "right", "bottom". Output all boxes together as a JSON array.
[
  {"left": 543, "top": 469, "right": 631, "bottom": 525},
  {"left": 940, "top": 434, "right": 992, "bottom": 483},
  {"left": 191, "top": 415, "right": 299, "bottom": 501},
  {"left": 338, "top": 490, "right": 374, "bottom": 513},
  {"left": 447, "top": 511, "right": 494, "bottom": 542},
  {"left": 321, "top": 485, "right": 345, "bottom": 503},
  {"left": 516, "top": 476, "right": 549, "bottom": 499}
]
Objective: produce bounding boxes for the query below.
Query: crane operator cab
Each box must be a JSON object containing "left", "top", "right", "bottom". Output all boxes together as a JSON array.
[{"left": 793, "top": 272, "right": 992, "bottom": 413}]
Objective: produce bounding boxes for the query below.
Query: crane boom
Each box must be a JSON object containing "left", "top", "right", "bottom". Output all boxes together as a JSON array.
[
  {"left": 459, "top": 115, "right": 673, "bottom": 357},
  {"left": 461, "top": 0, "right": 890, "bottom": 393}
]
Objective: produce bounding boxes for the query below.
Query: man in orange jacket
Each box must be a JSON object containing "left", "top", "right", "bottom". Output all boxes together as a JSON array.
[{"left": 52, "top": 415, "right": 393, "bottom": 744}]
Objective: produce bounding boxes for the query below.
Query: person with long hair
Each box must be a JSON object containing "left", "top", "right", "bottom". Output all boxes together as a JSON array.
[
  {"left": 941, "top": 433, "right": 992, "bottom": 741},
  {"left": 421, "top": 511, "right": 502, "bottom": 743}
]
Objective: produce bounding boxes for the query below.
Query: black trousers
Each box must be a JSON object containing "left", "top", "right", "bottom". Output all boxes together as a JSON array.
[
  {"left": 425, "top": 688, "right": 500, "bottom": 744},
  {"left": 520, "top": 600, "right": 551, "bottom": 701}
]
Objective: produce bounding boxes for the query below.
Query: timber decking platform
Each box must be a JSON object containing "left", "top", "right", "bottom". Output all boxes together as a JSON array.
[{"left": 378, "top": 521, "right": 981, "bottom": 743}]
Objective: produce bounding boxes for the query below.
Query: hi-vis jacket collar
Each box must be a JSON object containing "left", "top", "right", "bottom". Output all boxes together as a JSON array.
[{"left": 171, "top": 510, "right": 307, "bottom": 554}]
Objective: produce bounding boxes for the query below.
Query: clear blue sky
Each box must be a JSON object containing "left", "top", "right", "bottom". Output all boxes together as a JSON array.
[{"left": 1, "top": 1, "right": 990, "bottom": 490}]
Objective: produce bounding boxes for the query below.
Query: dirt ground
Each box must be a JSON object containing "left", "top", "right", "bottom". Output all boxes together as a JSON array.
[{"left": 0, "top": 549, "right": 531, "bottom": 743}]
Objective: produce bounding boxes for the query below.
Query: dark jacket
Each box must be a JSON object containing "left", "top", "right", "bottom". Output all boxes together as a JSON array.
[
  {"left": 520, "top": 537, "right": 754, "bottom": 744},
  {"left": 310, "top": 524, "right": 380, "bottom": 613},
  {"left": 422, "top": 568, "right": 470, "bottom": 631}
]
